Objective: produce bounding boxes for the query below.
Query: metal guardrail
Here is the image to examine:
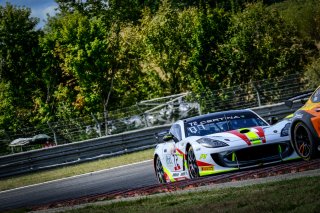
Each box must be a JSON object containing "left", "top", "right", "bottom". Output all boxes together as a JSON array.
[{"left": 0, "top": 101, "right": 304, "bottom": 178}]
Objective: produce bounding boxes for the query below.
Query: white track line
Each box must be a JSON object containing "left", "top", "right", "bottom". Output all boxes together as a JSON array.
[{"left": 0, "top": 159, "right": 153, "bottom": 194}]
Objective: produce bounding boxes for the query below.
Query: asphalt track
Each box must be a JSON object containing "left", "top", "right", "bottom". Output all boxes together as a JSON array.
[
  {"left": 0, "top": 160, "right": 157, "bottom": 212},
  {"left": 1, "top": 158, "right": 320, "bottom": 212}
]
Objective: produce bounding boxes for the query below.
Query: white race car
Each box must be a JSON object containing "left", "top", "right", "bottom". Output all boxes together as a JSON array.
[{"left": 154, "top": 109, "right": 299, "bottom": 183}]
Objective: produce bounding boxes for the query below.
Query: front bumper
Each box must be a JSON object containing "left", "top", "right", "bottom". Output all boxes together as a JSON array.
[{"left": 211, "top": 142, "right": 295, "bottom": 169}]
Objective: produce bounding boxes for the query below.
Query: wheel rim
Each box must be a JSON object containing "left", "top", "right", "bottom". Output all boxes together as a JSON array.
[
  {"left": 187, "top": 147, "right": 199, "bottom": 179},
  {"left": 294, "top": 124, "right": 312, "bottom": 158},
  {"left": 156, "top": 157, "right": 165, "bottom": 183}
]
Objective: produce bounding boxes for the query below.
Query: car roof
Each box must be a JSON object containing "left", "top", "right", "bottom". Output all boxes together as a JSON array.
[{"left": 182, "top": 109, "right": 253, "bottom": 123}]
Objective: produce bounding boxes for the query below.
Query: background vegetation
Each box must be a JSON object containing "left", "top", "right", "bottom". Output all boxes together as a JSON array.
[{"left": 0, "top": 0, "right": 320, "bottom": 134}]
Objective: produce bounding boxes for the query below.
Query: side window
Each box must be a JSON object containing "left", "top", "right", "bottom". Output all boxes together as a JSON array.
[
  {"left": 170, "top": 124, "right": 182, "bottom": 141},
  {"left": 311, "top": 87, "right": 320, "bottom": 103}
]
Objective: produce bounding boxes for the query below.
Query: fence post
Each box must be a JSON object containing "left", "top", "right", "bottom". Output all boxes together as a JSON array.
[
  {"left": 136, "top": 103, "right": 149, "bottom": 128},
  {"left": 252, "top": 84, "right": 262, "bottom": 107},
  {"left": 104, "top": 110, "right": 109, "bottom": 136},
  {"left": 197, "top": 102, "right": 202, "bottom": 116},
  {"left": 91, "top": 113, "right": 102, "bottom": 137},
  {"left": 47, "top": 122, "right": 58, "bottom": 145}
]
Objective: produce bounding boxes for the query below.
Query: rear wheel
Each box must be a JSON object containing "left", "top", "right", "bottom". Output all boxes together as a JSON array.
[
  {"left": 155, "top": 156, "right": 166, "bottom": 183},
  {"left": 293, "top": 122, "right": 318, "bottom": 160},
  {"left": 187, "top": 146, "right": 199, "bottom": 179}
]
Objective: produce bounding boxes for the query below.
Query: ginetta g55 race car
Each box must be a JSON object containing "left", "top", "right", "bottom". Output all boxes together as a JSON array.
[
  {"left": 288, "top": 86, "right": 320, "bottom": 160},
  {"left": 154, "top": 109, "right": 299, "bottom": 183}
]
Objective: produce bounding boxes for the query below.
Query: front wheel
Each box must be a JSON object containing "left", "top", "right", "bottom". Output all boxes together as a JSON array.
[
  {"left": 292, "top": 122, "right": 318, "bottom": 160},
  {"left": 155, "top": 156, "right": 166, "bottom": 183},
  {"left": 187, "top": 146, "right": 199, "bottom": 179}
]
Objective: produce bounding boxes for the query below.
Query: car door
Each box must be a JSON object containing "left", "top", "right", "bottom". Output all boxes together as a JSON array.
[{"left": 163, "top": 124, "right": 184, "bottom": 172}]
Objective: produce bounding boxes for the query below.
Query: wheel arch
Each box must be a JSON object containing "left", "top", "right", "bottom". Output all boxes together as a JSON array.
[
  {"left": 185, "top": 142, "right": 192, "bottom": 154},
  {"left": 291, "top": 118, "right": 318, "bottom": 144}
]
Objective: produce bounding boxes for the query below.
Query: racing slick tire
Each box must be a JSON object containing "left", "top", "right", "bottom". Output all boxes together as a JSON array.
[
  {"left": 155, "top": 155, "right": 166, "bottom": 183},
  {"left": 292, "top": 122, "right": 318, "bottom": 160},
  {"left": 187, "top": 146, "right": 200, "bottom": 179}
]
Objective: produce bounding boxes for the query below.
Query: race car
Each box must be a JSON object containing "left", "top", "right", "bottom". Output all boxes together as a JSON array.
[
  {"left": 154, "top": 109, "right": 299, "bottom": 183},
  {"left": 288, "top": 86, "right": 320, "bottom": 160}
]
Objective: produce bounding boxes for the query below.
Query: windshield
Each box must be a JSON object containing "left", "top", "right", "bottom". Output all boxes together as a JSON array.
[
  {"left": 184, "top": 111, "right": 268, "bottom": 137},
  {"left": 311, "top": 87, "right": 320, "bottom": 103}
]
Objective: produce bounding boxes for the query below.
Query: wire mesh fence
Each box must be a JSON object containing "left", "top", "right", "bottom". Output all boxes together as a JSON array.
[
  {"left": 0, "top": 73, "right": 313, "bottom": 155},
  {"left": 196, "top": 73, "right": 310, "bottom": 114}
]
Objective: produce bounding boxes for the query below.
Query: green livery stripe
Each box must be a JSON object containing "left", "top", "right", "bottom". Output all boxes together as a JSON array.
[
  {"left": 244, "top": 131, "right": 262, "bottom": 145},
  {"left": 163, "top": 166, "right": 175, "bottom": 182},
  {"left": 199, "top": 168, "right": 238, "bottom": 176},
  {"left": 232, "top": 152, "right": 236, "bottom": 161}
]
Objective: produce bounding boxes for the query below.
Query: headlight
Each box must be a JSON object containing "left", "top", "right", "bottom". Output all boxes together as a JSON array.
[
  {"left": 197, "top": 138, "right": 229, "bottom": 148},
  {"left": 280, "top": 123, "right": 291, "bottom": 137}
]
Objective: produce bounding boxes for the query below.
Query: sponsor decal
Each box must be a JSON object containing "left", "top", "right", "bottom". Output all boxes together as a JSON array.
[
  {"left": 174, "top": 164, "right": 181, "bottom": 171},
  {"left": 200, "top": 166, "right": 214, "bottom": 171},
  {"left": 200, "top": 154, "right": 207, "bottom": 160},
  {"left": 165, "top": 155, "right": 173, "bottom": 165},
  {"left": 172, "top": 173, "right": 179, "bottom": 177},
  {"left": 188, "top": 116, "right": 242, "bottom": 127},
  {"left": 294, "top": 113, "right": 303, "bottom": 119}
]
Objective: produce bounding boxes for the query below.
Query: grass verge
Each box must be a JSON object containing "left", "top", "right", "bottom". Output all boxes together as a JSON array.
[
  {"left": 65, "top": 176, "right": 320, "bottom": 213},
  {"left": 0, "top": 149, "right": 153, "bottom": 191}
]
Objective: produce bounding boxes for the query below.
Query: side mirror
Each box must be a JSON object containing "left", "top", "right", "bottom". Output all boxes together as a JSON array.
[
  {"left": 268, "top": 116, "right": 278, "bottom": 125},
  {"left": 155, "top": 130, "right": 169, "bottom": 143},
  {"left": 163, "top": 134, "right": 174, "bottom": 142},
  {"left": 284, "top": 100, "right": 293, "bottom": 108}
]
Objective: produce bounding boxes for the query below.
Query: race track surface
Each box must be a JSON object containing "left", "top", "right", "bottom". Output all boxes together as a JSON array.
[
  {"left": 0, "top": 160, "right": 156, "bottom": 211},
  {"left": 2, "top": 158, "right": 320, "bottom": 212}
]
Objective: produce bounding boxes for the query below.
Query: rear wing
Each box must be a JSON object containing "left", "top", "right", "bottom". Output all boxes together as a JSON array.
[{"left": 285, "top": 91, "right": 313, "bottom": 108}]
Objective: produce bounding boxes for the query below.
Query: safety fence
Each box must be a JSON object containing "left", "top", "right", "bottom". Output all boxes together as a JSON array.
[
  {"left": 0, "top": 100, "right": 305, "bottom": 178},
  {"left": 0, "top": 73, "right": 312, "bottom": 155}
]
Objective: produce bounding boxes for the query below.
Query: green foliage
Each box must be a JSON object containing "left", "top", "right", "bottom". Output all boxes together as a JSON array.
[
  {"left": 1, "top": 0, "right": 320, "bottom": 145},
  {"left": 141, "top": 1, "right": 230, "bottom": 94},
  {"left": 218, "top": 2, "right": 307, "bottom": 87},
  {"left": 0, "top": 3, "right": 42, "bottom": 129},
  {"left": 304, "top": 56, "right": 320, "bottom": 89},
  {"left": 141, "top": 1, "right": 194, "bottom": 94},
  {"left": 276, "top": 0, "right": 320, "bottom": 42}
]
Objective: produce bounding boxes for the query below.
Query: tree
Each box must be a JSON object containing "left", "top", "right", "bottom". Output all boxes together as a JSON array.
[
  {"left": 141, "top": 1, "right": 200, "bottom": 94},
  {"left": 0, "top": 3, "right": 41, "bottom": 129},
  {"left": 217, "top": 2, "right": 308, "bottom": 87},
  {"left": 40, "top": 11, "right": 156, "bottom": 134},
  {"left": 140, "top": 1, "right": 230, "bottom": 94},
  {"left": 278, "top": 0, "right": 320, "bottom": 44}
]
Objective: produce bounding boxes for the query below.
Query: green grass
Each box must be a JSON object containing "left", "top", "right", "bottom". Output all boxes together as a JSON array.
[
  {"left": 65, "top": 176, "right": 320, "bottom": 213},
  {"left": 0, "top": 149, "right": 153, "bottom": 191}
]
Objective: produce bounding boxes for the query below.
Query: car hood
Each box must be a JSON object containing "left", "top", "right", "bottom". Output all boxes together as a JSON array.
[{"left": 205, "top": 126, "right": 267, "bottom": 145}]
